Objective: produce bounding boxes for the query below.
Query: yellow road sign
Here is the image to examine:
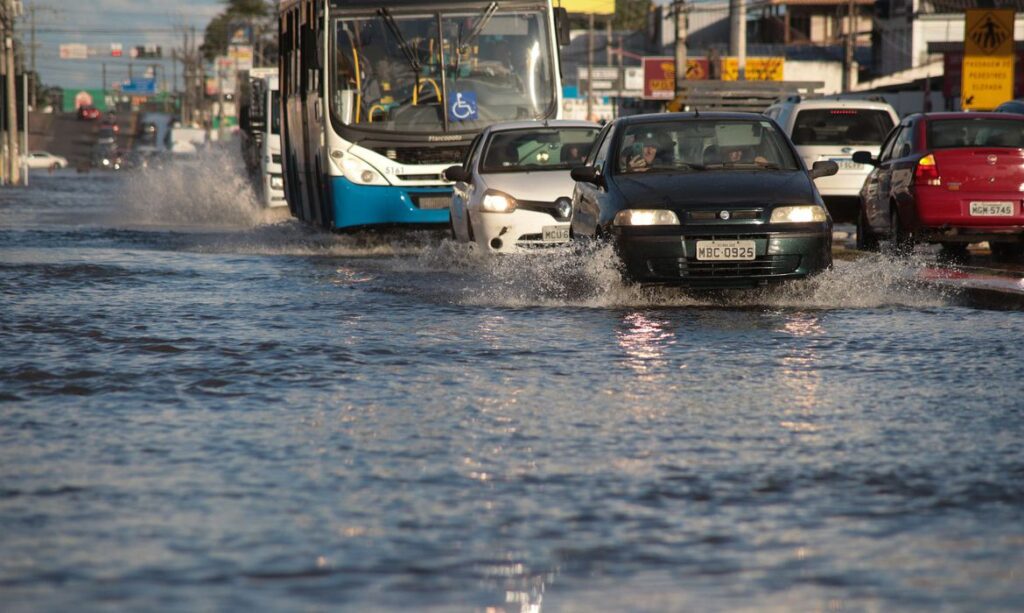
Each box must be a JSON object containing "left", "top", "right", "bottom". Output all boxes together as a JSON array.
[{"left": 962, "top": 9, "right": 1016, "bottom": 110}]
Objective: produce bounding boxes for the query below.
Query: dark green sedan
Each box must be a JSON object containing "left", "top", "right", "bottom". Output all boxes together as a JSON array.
[{"left": 570, "top": 112, "right": 839, "bottom": 288}]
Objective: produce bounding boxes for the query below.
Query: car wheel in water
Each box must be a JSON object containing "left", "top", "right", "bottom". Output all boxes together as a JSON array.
[
  {"left": 889, "top": 207, "right": 914, "bottom": 256},
  {"left": 990, "top": 242, "right": 1024, "bottom": 262},
  {"left": 466, "top": 212, "right": 475, "bottom": 243},
  {"left": 856, "top": 206, "right": 879, "bottom": 251}
]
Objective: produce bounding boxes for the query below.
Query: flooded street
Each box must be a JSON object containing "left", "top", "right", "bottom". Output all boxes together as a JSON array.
[{"left": 2, "top": 159, "right": 1023, "bottom": 611}]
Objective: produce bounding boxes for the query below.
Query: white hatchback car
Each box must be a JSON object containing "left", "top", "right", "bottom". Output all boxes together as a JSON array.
[
  {"left": 444, "top": 120, "right": 600, "bottom": 253},
  {"left": 765, "top": 97, "right": 899, "bottom": 223}
]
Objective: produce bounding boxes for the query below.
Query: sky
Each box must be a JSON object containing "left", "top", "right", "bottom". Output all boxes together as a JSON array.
[{"left": 23, "top": 0, "right": 223, "bottom": 93}]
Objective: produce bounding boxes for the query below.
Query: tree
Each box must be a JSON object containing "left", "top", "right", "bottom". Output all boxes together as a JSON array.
[{"left": 201, "top": 0, "right": 275, "bottom": 62}]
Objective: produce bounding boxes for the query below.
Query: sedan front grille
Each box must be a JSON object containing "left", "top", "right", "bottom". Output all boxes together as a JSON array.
[{"left": 647, "top": 254, "right": 801, "bottom": 278}]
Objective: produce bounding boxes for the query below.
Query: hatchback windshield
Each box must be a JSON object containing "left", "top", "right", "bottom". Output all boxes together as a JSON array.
[
  {"left": 927, "top": 118, "right": 1024, "bottom": 148},
  {"left": 617, "top": 119, "right": 799, "bottom": 174},
  {"left": 791, "top": 108, "right": 894, "bottom": 146},
  {"left": 481, "top": 128, "right": 599, "bottom": 173}
]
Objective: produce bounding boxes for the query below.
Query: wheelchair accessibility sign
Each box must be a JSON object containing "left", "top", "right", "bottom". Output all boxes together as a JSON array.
[{"left": 448, "top": 91, "right": 479, "bottom": 122}]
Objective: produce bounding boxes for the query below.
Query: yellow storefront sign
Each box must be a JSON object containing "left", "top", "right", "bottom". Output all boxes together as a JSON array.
[
  {"left": 961, "top": 8, "right": 1016, "bottom": 110},
  {"left": 557, "top": 0, "right": 615, "bottom": 15},
  {"left": 720, "top": 57, "right": 784, "bottom": 81}
]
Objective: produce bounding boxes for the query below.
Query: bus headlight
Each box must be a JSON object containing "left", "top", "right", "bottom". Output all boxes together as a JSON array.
[
  {"left": 770, "top": 205, "right": 827, "bottom": 223},
  {"left": 334, "top": 152, "right": 389, "bottom": 186}
]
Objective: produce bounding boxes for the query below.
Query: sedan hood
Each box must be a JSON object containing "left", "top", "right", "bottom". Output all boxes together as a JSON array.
[
  {"left": 482, "top": 170, "right": 577, "bottom": 202},
  {"left": 615, "top": 171, "right": 816, "bottom": 208}
]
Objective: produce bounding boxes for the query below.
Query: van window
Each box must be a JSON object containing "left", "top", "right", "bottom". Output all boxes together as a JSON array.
[{"left": 791, "top": 108, "right": 895, "bottom": 146}]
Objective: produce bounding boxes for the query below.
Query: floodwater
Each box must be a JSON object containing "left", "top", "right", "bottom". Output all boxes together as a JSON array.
[{"left": 2, "top": 152, "right": 1023, "bottom": 612}]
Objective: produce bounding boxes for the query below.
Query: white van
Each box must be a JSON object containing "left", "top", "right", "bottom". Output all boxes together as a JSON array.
[
  {"left": 765, "top": 97, "right": 899, "bottom": 223},
  {"left": 240, "top": 68, "right": 286, "bottom": 208}
]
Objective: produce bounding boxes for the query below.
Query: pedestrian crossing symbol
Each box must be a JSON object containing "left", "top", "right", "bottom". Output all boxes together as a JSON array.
[{"left": 965, "top": 9, "right": 1014, "bottom": 56}]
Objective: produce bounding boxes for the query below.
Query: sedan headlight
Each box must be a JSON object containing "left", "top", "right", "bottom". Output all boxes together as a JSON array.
[
  {"left": 480, "top": 191, "right": 517, "bottom": 213},
  {"left": 332, "top": 150, "right": 389, "bottom": 186},
  {"left": 770, "top": 205, "right": 828, "bottom": 223},
  {"left": 269, "top": 175, "right": 284, "bottom": 190},
  {"left": 614, "top": 209, "right": 680, "bottom": 226}
]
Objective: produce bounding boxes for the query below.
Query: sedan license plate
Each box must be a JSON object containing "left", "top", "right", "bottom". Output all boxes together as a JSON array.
[
  {"left": 416, "top": 196, "right": 451, "bottom": 210},
  {"left": 969, "top": 201, "right": 1014, "bottom": 216},
  {"left": 695, "top": 240, "right": 756, "bottom": 261},
  {"left": 542, "top": 225, "right": 570, "bottom": 242}
]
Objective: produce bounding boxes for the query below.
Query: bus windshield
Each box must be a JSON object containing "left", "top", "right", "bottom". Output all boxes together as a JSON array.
[{"left": 331, "top": 8, "right": 555, "bottom": 133}]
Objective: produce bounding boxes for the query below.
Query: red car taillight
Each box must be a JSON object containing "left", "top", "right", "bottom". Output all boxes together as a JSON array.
[{"left": 914, "top": 153, "right": 940, "bottom": 187}]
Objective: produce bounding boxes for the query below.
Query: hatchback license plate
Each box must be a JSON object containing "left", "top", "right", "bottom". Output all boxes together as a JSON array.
[
  {"left": 542, "top": 225, "right": 570, "bottom": 242},
  {"left": 695, "top": 240, "right": 756, "bottom": 261},
  {"left": 970, "top": 201, "right": 1014, "bottom": 216}
]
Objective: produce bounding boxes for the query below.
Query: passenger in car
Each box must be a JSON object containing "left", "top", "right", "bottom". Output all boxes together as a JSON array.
[
  {"left": 627, "top": 139, "right": 660, "bottom": 171},
  {"left": 721, "top": 145, "right": 769, "bottom": 165}
]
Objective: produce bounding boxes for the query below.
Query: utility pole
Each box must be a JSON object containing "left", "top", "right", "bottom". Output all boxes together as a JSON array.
[
  {"left": 586, "top": 12, "right": 594, "bottom": 121},
  {"left": 843, "top": 0, "right": 855, "bottom": 91},
  {"left": 217, "top": 59, "right": 225, "bottom": 142},
  {"left": 4, "top": 0, "right": 21, "bottom": 186},
  {"left": 674, "top": 0, "right": 687, "bottom": 98},
  {"left": 729, "top": 0, "right": 746, "bottom": 80}
]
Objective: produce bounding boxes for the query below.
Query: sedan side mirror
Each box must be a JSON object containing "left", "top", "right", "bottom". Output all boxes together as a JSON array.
[
  {"left": 851, "top": 151, "right": 877, "bottom": 166},
  {"left": 810, "top": 160, "right": 839, "bottom": 180},
  {"left": 570, "top": 165, "right": 602, "bottom": 186},
  {"left": 443, "top": 165, "right": 470, "bottom": 183}
]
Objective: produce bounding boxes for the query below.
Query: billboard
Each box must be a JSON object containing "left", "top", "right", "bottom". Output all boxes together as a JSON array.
[
  {"left": 643, "top": 56, "right": 675, "bottom": 100},
  {"left": 721, "top": 57, "right": 784, "bottom": 81},
  {"left": 559, "top": 0, "right": 615, "bottom": 14},
  {"left": 59, "top": 44, "right": 89, "bottom": 60}
]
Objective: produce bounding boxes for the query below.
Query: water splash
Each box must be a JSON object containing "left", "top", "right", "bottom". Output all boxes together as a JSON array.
[
  {"left": 114, "top": 146, "right": 271, "bottom": 229},
  {"left": 398, "top": 242, "right": 950, "bottom": 310}
]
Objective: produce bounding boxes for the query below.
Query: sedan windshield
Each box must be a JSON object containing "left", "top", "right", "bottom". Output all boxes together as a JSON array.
[
  {"left": 331, "top": 9, "right": 555, "bottom": 133},
  {"left": 481, "top": 128, "right": 600, "bottom": 173},
  {"left": 617, "top": 119, "right": 799, "bottom": 174}
]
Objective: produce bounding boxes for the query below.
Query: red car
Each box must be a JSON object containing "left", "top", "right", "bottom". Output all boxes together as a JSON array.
[
  {"left": 854, "top": 112, "right": 1024, "bottom": 260},
  {"left": 78, "top": 105, "right": 101, "bottom": 120}
]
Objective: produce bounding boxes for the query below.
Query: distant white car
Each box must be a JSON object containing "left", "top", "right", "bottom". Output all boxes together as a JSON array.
[
  {"left": 444, "top": 120, "right": 600, "bottom": 253},
  {"left": 23, "top": 151, "right": 68, "bottom": 170},
  {"left": 764, "top": 97, "right": 899, "bottom": 223}
]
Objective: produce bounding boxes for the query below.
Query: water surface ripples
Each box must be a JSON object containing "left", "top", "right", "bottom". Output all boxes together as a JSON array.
[{"left": 1, "top": 168, "right": 1022, "bottom": 611}]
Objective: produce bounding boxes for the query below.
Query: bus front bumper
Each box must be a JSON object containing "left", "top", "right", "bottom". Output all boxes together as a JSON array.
[{"left": 330, "top": 177, "right": 451, "bottom": 230}]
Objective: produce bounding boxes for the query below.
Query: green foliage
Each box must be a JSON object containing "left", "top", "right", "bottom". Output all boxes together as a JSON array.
[{"left": 201, "top": 0, "right": 275, "bottom": 62}]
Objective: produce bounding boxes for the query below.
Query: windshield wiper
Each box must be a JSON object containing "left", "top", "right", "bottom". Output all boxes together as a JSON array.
[
  {"left": 458, "top": 2, "right": 499, "bottom": 55},
  {"left": 378, "top": 8, "right": 421, "bottom": 96}
]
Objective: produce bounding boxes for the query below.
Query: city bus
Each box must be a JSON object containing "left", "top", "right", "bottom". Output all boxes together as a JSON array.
[{"left": 278, "top": 0, "right": 568, "bottom": 230}]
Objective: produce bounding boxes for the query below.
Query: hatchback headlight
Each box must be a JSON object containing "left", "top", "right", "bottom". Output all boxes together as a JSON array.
[
  {"left": 481, "top": 191, "right": 517, "bottom": 213},
  {"left": 770, "top": 205, "right": 827, "bottom": 223},
  {"left": 614, "top": 209, "right": 680, "bottom": 226}
]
